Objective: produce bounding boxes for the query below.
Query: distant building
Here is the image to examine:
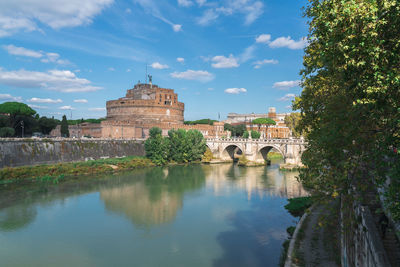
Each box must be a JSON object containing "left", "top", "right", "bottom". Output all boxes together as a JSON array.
[{"left": 225, "top": 107, "right": 292, "bottom": 138}]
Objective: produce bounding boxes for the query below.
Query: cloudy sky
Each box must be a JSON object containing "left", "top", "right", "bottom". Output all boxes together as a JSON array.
[{"left": 0, "top": 0, "right": 307, "bottom": 120}]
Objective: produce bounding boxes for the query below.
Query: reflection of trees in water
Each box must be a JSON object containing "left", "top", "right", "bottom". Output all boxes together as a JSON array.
[
  {"left": 204, "top": 164, "right": 308, "bottom": 199},
  {"left": 100, "top": 165, "right": 206, "bottom": 227},
  {"left": 0, "top": 205, "right": 37, "bottom": 231}
]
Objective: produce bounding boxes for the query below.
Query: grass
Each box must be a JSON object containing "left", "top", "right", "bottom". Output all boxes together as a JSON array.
[
  {"left": 284, "top": 196, "right": 313, "bottom": 217},
  {"left": 267, "top": 152, "right": 284, "bottom": 160},
  {"left": 0, "top": 156, "right": 155, "bottom": 182}
]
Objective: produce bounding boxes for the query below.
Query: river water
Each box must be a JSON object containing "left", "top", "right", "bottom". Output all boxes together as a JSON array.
[{"left": 0, "top": 160, "right": 306, "bottom": 267}]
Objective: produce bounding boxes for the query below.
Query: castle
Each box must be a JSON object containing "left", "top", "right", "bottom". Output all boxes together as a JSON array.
[{"left": 51, "top": 80, "right": 290, "bottom": 139}]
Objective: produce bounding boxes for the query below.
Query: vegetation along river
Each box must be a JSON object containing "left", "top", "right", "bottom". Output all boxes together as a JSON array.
[{"left": 0, "top": 159, "right": 306, "bottom": 267}]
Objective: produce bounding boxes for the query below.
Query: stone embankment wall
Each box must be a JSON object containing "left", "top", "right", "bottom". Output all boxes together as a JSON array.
[
  {"left": 0, "top": 138, "right": 145, "bottom": 168},
  {"left": 341, "top": 202, "right": 391, "bottom": 267}
]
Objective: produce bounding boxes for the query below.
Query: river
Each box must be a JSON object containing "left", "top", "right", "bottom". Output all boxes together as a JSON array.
[{"left": 0, "top": 160, "right": 306, "bottom": 267}]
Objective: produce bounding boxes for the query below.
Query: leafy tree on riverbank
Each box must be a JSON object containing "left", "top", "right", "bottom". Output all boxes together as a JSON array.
[
  {"left": 145, "top": 127, "right": 206, "bottom": 164},
  {"left": 284, "top": 113, "right": 302, "bottom": 137},
  {"left": 295, "top": 0, "right": 400, "bottom": 220},
  {"left": 0, "top": 102, "right": 36, "bottom": 129},
  {"left": 60, "top": 115, "right": 69, "bottom": 137}
]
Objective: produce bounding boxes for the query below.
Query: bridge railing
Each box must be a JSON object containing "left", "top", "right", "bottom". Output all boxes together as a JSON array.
[{"left": 206, "top": 137, "right": 307, "bottom": 144}]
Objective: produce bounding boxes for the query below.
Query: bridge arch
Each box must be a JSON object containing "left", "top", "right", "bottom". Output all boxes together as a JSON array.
[
  {"left": 256, "top": 144, "right": 285, "bottom": 162},
  {"left": 220, "top": 144, "right": 243, "bottom": 161}
]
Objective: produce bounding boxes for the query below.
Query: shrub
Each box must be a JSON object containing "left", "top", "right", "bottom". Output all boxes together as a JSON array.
[
  {"left": 0, "top": 127, "right": 15, "bottom": 137},
  {"left": 251, "top": 130, "right": 261, "bottom": 139}
]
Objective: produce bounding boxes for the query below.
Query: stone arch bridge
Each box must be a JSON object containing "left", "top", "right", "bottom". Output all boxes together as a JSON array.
[{"left": 206, "top": 138, "right": 307, "bottom": 165}]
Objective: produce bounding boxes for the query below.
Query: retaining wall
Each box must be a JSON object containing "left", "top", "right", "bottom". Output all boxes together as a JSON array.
[{"left": 0, "top": 138, "right": 145, "bottom": 168}]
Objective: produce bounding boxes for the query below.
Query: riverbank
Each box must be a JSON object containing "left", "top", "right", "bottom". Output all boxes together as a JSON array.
[
  {"left": 0, "top": 156, "right": 155, "bottom": 184},
  {"left": 283, "top": 199, "right": 341, "bottom": 267}
]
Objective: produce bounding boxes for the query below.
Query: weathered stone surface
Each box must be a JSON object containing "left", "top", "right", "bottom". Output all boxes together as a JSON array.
[{"left": 0, "top": 138, "right": 145, "bottom": 168}]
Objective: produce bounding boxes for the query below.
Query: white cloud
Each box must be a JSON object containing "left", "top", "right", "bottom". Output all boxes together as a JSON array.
[
  {"left": 4, "top": 45, "right": 70, "bottom": 64},
  {"left": 151, "top": 62, "right": 169, "bottom": 69},
  {"left": 125, "top": 8, "right": 132, "bottom": 13},
  {"left": 28, "top": 97, "right": 62, "bottom": 103},
  {"left": 211, "top": 54, "right": 239, "bottom": 68},
  {"left": 170, "top": 69, "right": 214, "bottom": 82},
  {"left": 196, "top": 0, "right": 206, "bottom": 6},
  {"left": 173, "top": 24, "right": 182, "bottom": 32},
  {"left": 133, "top": 0, "right": 182, "bottom": 32},
  {"left": 197, "top": 9, "right": 219, "bottom": 26},
  {"left": 177, "top": 0, "right": 192, "bottom": 7},
  {"left": 0, "top": 93, "right": 22, "bottom": 102},
  {"left": 3, "top": 44, "right": 42, "bottom": 58},
  {"left": 269, "top": 36, "right": 308, "bottom": 50},
  {"left": 255, "top": 34, "right": 271, "bottom": 44},
  {"left": 28, "top": 104, "right": 48, "bottom": 109},
  {"left": 253, "top": 59, "right": 278, "bottom": 69},
  {"left": 224, "top": 88, "right": 247, "bottom": 94},
  {"left": 59, "top": 105, "right": 75, "bottom": 110},
  {"left": 126, "top": 68, "right": 131, "bottom": 72},
  {"left": 197, "top": 0, "right": 263, "bottom": 26},
  {"left": 74, "top": 99, "right": 88, "bottom": 103},
  {"left": 207, "top": 87, "right": 214, "bottom": 91},
  {"left": 176, "top": 57, "right": 185, "bottom": 63},
  {"left": 88, "top": 107, "right": 106, "bottom": 111},
  {"left": 0, "top": 68, "right": 102, "bottom": 93},
  {"left": 0, "top": 0, "right": 113, "bottom": 37},
  {"left": 273, "top": 80, "right": 301, "bottom": 89},
  {"left": 240, "top": 45, "right": 256, "bottom": 62},
  {"left": 108, "top": 67, "right": 115, "bottom": 71},
  {"left": 279, "top": 93, "right": 296, "bottom": 101}
]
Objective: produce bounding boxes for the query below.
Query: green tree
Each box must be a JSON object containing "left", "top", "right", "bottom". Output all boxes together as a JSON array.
[
  {"left": 251, "top": 130, "right": 261, "bottom": 139},
  {"left": 0, "top": 102, "right": 36, "bottom": 129},
  {"left": 60, "top": 115, "right": 69, "bottom": 137},
  {"left": 284, "top": 113, "right": 302, "bottom": 137},
  {"left": 0, "top": 127, "right": 15, "bottom": 137},
  {"left": 295, "top": 0, "right": 400, "bottom": 219},
  {"left": 38, "top": 116, "right": 58, "bottom": 135},
  {"left": 252, "top": 118, "right": 276, "bottom": 125},
  {"left": 242, "top": 131, "right": 249, "bottom": 139},
  {"left": 145, "top": 127, "right": 169, "bottom": 165}
]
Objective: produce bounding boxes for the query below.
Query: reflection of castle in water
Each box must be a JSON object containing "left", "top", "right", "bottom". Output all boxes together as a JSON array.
[
  {"left": 100, "top": 182, "right": 182, "bottom": 227},
  {"left": 203, "top": 164, "right": 307, "bottom": 199}
]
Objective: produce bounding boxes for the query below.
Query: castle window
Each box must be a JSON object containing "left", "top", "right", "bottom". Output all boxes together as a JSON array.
[
  {"left": 120, "top": 101, "right": 125, "bottom": 104},
  {"left": 164, "top": 100, "right": 171, "bottom": 105}
]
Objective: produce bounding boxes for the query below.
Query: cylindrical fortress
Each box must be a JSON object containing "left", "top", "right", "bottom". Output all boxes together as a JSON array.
[{"left": 106, "top": 83, "right": 184, "bottom": 125}]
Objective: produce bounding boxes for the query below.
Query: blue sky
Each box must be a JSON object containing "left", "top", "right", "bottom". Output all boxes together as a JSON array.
[{"left": 0, "top": 0, "right": 308, "bottom": 120}]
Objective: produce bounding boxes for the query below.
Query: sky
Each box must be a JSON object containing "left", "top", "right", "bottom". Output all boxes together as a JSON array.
[{"left": 0, "top": 0, "right": 308, "bottom": 121}]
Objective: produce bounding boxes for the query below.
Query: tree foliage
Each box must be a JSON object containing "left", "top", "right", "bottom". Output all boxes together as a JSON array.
[
  {"left": 251, "top": 118, "right": 276, "bottom": 125},
  {"left": 284, "top": 113, "right": 302, "bottom": 137},
  {"left": 184, "top": 119, "right": 218, "bottom": 125},
  {"left": 295, "top": 0, "right": 400, "bottom": 220},
  {"left": 224, "top": 123, "right": 247, "bottom": 137},
  {"left": 251, "top": 130, "right": 261, "bottom": 139},
  {"left": 0, "top": 127, "right": 15, "bottom": 137},
  {"left": 0, "top": 102, "right": 36, "bottom": 129},
  {"left": 242, "top": 131, "right": 249, "bottom": 139},
  {"left": 60, "top": 115, "right": 69, "bottom": 137},
  {"left": 145, "top": 127, "right": 207, "bottom": 165},
  {"left": 145, "top": 127, "right": 169, "bottom": 165},
  {"left": 38, "top": 117, "right": 59, "bottom": 135}
]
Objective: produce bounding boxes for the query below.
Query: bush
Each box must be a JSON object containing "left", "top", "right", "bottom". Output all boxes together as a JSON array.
[
  {"left": 284, "top": 197, "right": 313, "bottom": 217},
  {"left": 238, "top": 155, "right": 249, "bottom": 166},
  {"left": 242, "top": 131, "right": 249, "bottom": 138},
  {"left": 251, "top": 130, "right": 261, "bottom": 139},
  {"left": 202, "top": 148, "right": 213, "bottom": 162},
  {"left": 0, "top": 127, "right": 15, "bottom": 137}
]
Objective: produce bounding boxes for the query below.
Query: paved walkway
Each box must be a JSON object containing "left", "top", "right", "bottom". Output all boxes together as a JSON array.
[{"left": 293, "top": 202, "right": 341, "bottom": 267}]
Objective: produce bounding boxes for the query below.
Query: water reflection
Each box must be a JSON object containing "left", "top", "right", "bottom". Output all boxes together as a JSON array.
[
  {"left": 100, "top": 165, "right": 206, "bottom": 227},
  {"left": 0, "top": 204, "right": 37, "bottom": 232},
  {"left": 203, "top": 163, "right": 307, "bottom": 200}
]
